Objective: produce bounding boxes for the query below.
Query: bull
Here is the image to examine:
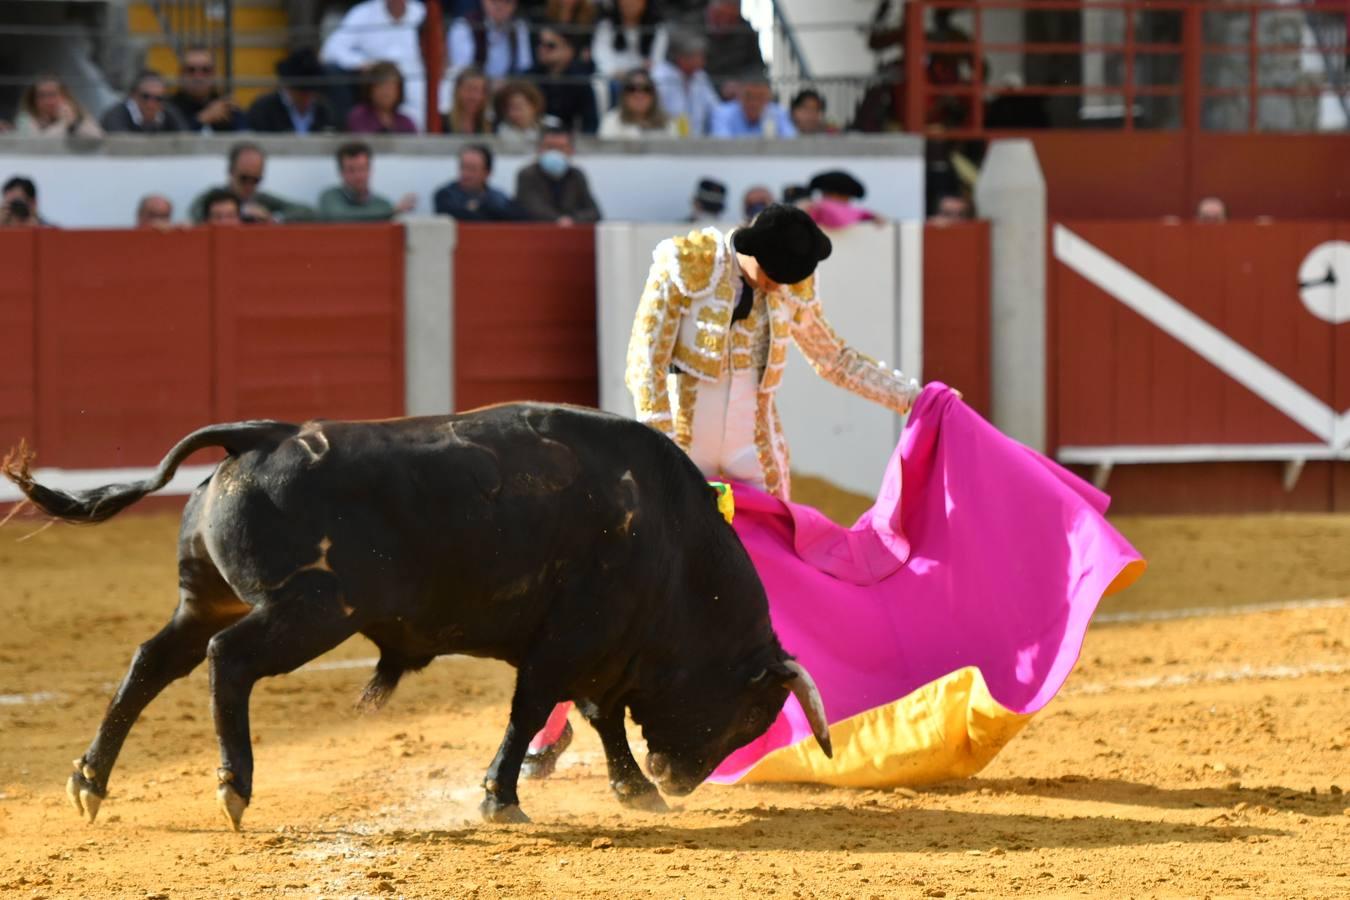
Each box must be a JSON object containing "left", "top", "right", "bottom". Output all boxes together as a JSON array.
[{"left": 2, "top": 404, "right": 831, "bottom": 829}]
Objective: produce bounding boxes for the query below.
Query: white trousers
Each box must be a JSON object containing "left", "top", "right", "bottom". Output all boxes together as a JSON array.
[{"left": 672, "top": 369, "right": 769, "bottom": 492}]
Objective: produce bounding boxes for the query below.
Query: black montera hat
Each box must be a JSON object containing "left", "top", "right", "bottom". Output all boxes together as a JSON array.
[
  {"left": 808, "top": 169, "right": 866, "bottom": 199},
  {"left": 732, "top": 203, "right": 832, "bottom": 286}
]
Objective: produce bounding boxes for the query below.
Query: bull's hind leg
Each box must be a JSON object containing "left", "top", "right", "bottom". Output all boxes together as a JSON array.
[
  {"left": 68, "top": 559, "right": 245, "bottom": 823},
  {"left": 206, "top": 572, "right": 357, "bottom": 831},
  {"left": 585, "top": 709, "right": 668, "bottom": 813}
]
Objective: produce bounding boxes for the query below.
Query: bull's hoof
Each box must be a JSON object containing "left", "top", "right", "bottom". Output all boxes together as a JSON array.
[
  {"left": 479, "top": 798, "right": 531, "bottom": 824},
  {"left": 614, "top": 782, "right": 669, "bottom": 813},
  {"left": 216, "top": 783, "right": 249, "bottom": 832},
  {"left": 66, "top": 760, "right": 105, "bottom": 823},
  {"left": 521, "top": 720, "right": 573, "bottom": 781}
]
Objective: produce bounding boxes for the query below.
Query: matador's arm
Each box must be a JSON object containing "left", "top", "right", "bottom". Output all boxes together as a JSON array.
[
  {"left": 624, "top": 263, "right": 687, "bottom": 437},
  {"left": 789, "top": 278, "right": 920, "bottom": 415}
]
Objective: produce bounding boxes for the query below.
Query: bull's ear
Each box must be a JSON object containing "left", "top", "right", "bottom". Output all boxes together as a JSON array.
[{"left": 782, "top": 660, "right": 833, "bottom": 759}]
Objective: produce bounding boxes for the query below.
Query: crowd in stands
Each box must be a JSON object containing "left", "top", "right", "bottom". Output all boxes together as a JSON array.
[{"left": 0, "top": 0, "right": 925, "bottom": 141}]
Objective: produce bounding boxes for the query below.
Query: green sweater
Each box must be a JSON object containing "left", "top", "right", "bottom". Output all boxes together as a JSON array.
[{"left": 317, "top": 186, "right": 398, "bottom": 223}]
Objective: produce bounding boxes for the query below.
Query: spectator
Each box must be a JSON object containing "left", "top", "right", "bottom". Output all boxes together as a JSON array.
[
  {"left": 446, "top": 0, "right": 533, "bottom": 84},
  {"left": 320, "top": 0, "right": 427, "bottom": 130},
  {"left": 599, "top": 68, "right": 676, "bottom": 138},
  {"left": 790, "top": 88, "right": 836, "bottom": 136},
  {"left": 984, "top": 73, "right": 1049, "bottom": 129},
  {"left": 14, "top": 75, "right": 103, "bottom": 139},
  {"left": 530, "top": 26, "right": 599, "bottom": 134},
  {"left": 709, "top": 75, "right": 795, "bottom": 138},
  {"left": 929, "top": 194, "right": 972, "bottom": 226},
  {"left": 514, "top": 127, "right": 601, "bottom": 224},
  {"left": 170, "top": 47, "right": 245, "bottom": 133},
  {"left": 1196, "top": 196, "right": 1228, "bottom": 224},
  {"left": 687, "top": 178, "right": 726, "bottom": 223},
  {"left": 591, "top": 0, "right": 669, "bottom": 80},
  {"left": 538, "top": 0, "right": 599, "bottom": 62},
  {"left": 189, "top": 142, "right": 316, "bottom": 223},
  {"left": 652, "top": 30, "right": 719, "bottom": 137},
  {"left": 135, "top": 194, "right": 174, "bottom": 229},
  {"left": 493, "top": 80, "right": 545, "bottom": 143},
  {"left": 318, "top": 141, "right": 417, "bottom": 222},
  {"left": 782, "top": 183, "right": 810, "bottom": 205},
  {"left": 346, "top": 61, "right": 418, "bottom": 133},
  {"left": 100, "top": 70, "right": 189, "bottom": 133},
  {"left": 704, "top": 0, "right": 765, "bottom": 88},
  {"left": 246, "top": 49, "right": 339, "bottom": 133},
  {"left": 804, "top": 169, "right": 880, "bottom": 228},
  {"left": 202, "top": 188, "right": 243, "bottom": 225},
  {"left": 1, "top": 177, "right": 44, "bottom": 227},
  {"left": 444, "top": 66, "right": 492, "bottom": 134},
  {"left": 433, "top": 143, "right": 522, "bottom": 221},
  {"left": 741, "top": 184, "right": 773, "bottom": 222}
]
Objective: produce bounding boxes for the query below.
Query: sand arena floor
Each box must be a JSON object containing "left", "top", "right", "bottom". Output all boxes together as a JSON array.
[{"left": 1, "top": 481, "right": 1348, "bottom": 898}]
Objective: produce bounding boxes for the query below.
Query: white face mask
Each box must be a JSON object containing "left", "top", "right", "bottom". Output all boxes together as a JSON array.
[{"left": 538, "top": 149, "right": 569, "bottom": 179}]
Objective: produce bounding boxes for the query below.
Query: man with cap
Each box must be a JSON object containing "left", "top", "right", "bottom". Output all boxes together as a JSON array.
[
  {"left": 246, "top": 48, "right": 339, "bottom": 133},
  {"left": 519, "top": 203, "right": 924, "bottom": 777},
  {"left": 687, "top": 178, "right": 727, "bottom": 224},
  {"left": 804, "top": 169, "right": 881, "bottom": 228}
]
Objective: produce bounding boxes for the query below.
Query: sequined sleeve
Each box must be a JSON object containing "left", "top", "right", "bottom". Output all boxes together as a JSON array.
[
  {"left": 624, "top": 266, "right": 686, "bottom": 436},
  {"left": 790, "top": 286, "right": 920, "bottom": 415}
]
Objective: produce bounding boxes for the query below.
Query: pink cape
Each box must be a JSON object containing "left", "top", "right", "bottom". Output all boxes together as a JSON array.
[{"left": 711, "top": 384, "right": 1144, "bottom": 783}]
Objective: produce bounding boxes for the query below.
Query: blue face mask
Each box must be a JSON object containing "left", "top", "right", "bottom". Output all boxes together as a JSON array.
[
  {"left": 745, "top": 201, "right": 768, "bottom": 219},
  {"left": 538, "top": 149, "right": 569, "bottom": 179}
]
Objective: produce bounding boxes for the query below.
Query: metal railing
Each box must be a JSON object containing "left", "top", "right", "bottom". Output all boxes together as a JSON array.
[{"left": 899, "top": 0, "right": 1349, "bottom": 135}]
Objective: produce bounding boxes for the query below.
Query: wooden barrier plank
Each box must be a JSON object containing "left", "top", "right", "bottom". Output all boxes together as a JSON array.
[
  {"left": 0, "top": 231, "right": 38, "bottom": 454},
  {"left": 454, "top": 224, "right": 598, "bottom": 410},
  {"left": 212, "top": 225, "right": 405, "bottom": 423},
  {"left": 34, "top": 229, "right": 214, "bottom": 468},
  {"left": 922, "top": 222, "right": 990, "bottom": 419}
]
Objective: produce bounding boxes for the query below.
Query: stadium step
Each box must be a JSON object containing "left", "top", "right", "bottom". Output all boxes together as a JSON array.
[{"left": 129, "top": 0, "right": 291, "bottom": 108}]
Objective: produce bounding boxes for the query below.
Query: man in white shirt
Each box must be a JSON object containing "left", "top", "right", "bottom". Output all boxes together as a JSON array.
[
  {"left": 445, "top": 0, "right": 532, "bottom": 96},
  {"left": 652, "top": 30, "right": 721, "bottom": 137},
  {"left": 320, "top": 0, "right": 428, "bottom": 130}
]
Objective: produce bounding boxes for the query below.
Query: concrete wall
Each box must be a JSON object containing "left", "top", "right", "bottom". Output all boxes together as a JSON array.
[{"left": 0, "top": 134, "right": 924, "bottom": 228}]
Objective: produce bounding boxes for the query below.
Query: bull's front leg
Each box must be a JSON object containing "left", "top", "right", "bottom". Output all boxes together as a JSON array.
[
  {"left": 482, "top": 679, "right": 556, "bottom": 824},
  {"left": 586, "top": 709, "right": 668, "bottom": 813}
]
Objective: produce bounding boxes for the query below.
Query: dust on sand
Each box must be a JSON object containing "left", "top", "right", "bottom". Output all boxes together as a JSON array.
[{"left": 1, "top": 498, "right": 1347, "bottom": 898}]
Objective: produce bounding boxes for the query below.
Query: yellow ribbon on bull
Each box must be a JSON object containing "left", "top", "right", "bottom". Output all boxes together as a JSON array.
[{"left": 709, "top": 481, "right": 735, "bottom": 524}]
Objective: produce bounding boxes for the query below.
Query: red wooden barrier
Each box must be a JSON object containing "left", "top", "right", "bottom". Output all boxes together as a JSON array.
[
  {"left": 0, "top": 231, "right": 38, "bottom": 459},
  {"left": 923, "top": 221, "right": 991, "bottom": 419},
  {"left": 454, "top": 224, "right": 599, "bottom": 410},
  {"left": 1053, "top": 220, "right": 1350, "bottom": 512},
  {"left": 0, "top": 225, "right": 405, "bottom": 474}
]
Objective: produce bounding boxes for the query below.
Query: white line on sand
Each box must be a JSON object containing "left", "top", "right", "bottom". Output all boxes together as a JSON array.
[{"left": 1066, "top": 661, "right": 1349, "bottom": 697}]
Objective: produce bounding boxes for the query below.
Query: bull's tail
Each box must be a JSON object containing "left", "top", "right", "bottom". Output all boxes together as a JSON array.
[{"left": 1, "top": 421, "right": 295, "bottom": 525}]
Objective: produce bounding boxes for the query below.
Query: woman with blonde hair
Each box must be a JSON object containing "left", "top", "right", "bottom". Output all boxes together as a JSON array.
[
  {"left": 598, "top": 68, "right": 676, "bottom": 138},
  {"left": 492, "top": 79, "right": 546, "bottom": 144},
  {"left": 14, "top": 75, "right": 103, "bottom": 138},
  {"left": 443, "top": 66, "right": 491, "bottom": 135}
]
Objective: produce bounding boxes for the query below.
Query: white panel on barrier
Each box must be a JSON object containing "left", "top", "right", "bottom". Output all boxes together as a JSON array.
[
  {"left": 596, "top": 222, "right": 907, "bottom": 498},
  {"left": 0, "top": 143, "right": 924, "bottom": 228}
]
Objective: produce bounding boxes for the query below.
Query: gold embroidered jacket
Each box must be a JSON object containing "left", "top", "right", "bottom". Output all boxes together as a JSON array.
[{"left": 624, "top": 226, "right": 921, "bottom": 438}]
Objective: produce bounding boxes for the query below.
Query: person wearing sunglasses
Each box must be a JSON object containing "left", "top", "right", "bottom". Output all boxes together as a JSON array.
[
  {"left": 99, "top": 70, "right": 189, "bottom": 133},
  {"left": 598, "top": 68, "right": 676, "bottom": 138},
  {"left": 169, "top": 47, "right": 245, "bottom": 133},
  {"left": 528, "top": 26, "right": 598, "bottom": 135},
  {"left": 189, "top": 142, "right": 316, "bottom": 224}
]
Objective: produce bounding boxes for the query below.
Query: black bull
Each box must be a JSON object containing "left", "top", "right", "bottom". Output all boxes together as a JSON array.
[{"left": 2, "top": 403, "right": 832, "bottom": 828}]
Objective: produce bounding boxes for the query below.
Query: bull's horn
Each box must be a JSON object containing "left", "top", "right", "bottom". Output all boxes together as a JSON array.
[{"left": 783, "top": 660, "right": 832, "bottom": 759}]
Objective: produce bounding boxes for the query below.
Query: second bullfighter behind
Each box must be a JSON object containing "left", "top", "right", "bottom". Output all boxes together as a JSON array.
[{"left": 2, "top": 403, "right": 831, "bottom": 829}]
